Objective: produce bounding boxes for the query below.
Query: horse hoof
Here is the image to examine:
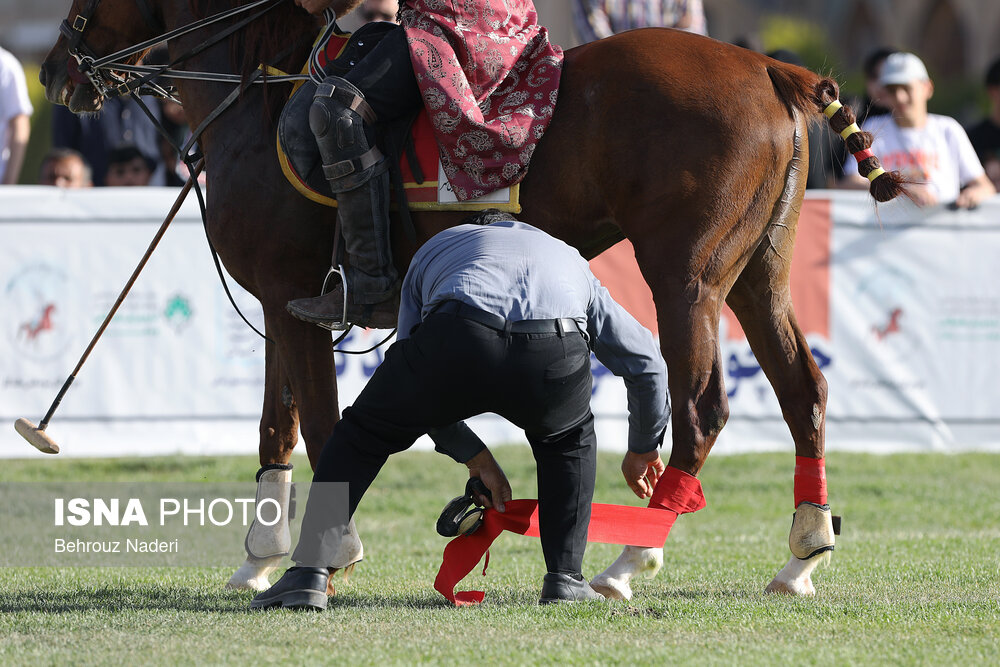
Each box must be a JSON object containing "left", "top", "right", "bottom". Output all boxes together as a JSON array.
[
  {"left": 764, "top": 576, "right": 815, "bottom": 596},
  {"left": 226, "top": 557, "right": 281, "bottom": 591},
  {"left": 590, "top": 574, "right": 632, "bottom": 600},
  {"left": 764, "top": 553, "right": 826, "bottom": 596}
]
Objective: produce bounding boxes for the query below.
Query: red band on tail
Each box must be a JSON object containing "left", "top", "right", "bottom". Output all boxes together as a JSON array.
[
  {"left": 852, "top": 148, "right": 875, "bottom": 162},
  {"left": 794, "top": 456, "right": 827, "bottom": 506},
  {"left": 433, "top": 500, "right": 675, "bottom": 605}
]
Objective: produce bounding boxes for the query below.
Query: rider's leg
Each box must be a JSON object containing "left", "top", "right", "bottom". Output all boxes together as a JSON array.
[{"left": 287, "top": 27, "right": 421, "bottom": 329}]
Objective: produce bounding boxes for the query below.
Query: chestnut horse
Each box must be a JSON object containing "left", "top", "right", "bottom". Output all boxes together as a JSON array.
[{"left": 41, "top": 0, "right": 902, "bottom": 598}]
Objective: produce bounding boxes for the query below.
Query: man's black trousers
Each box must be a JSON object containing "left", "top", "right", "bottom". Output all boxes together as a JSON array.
[{"left": 293, "top": 309, "right": 597, "bottom": 575}]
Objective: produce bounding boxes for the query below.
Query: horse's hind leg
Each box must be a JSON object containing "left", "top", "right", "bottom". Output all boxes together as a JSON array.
[{"left": 726, "top": 229, "right": 835, "bottom": 596}]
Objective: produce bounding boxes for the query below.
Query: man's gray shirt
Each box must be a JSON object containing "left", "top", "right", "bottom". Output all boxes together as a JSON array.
[{"left": 398, "top": 220, "right": 669, "bottom": 459}]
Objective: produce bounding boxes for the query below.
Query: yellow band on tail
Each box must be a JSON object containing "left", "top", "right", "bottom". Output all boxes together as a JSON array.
[
  {"left": 823, "top": 100, "right": 843, "bottom": 118},
  {"left": 866, "top": 167, "right": 886, "bottom": 182},
  {"left": 839, "top": 122, "right": 861, "bottom": 140}
]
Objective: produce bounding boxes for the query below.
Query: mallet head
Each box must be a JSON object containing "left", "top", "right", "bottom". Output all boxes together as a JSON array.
[{"left": 14, "top": 418, "right": 60, "bottom": 454}]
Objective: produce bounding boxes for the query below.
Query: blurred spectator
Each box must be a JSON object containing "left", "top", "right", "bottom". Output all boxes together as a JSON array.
[
  {"left": 360, "top": 0, "right": 398, "bottom": 23},
  {"left": 38, "top": 148, "right": 93, "bottom": 188},
  {"left": 104, "top": 145, "right": 155, "bottom": 186},
  {"left": 0, "top": 45, "right": 33, "bottom": 185},
  {"left": 857, "top": 47, "right": 896, "bottom": 125},
  {"left": 768, "top": 48, "right": 842, "bottom": 188},
  {"left": 52, "top": 95, "right": 166, "bottom": 186},
  {"left": 573, "top": 0, "right": 708, "bottom": 43},
  {"left": 842, "top": 52, "right": 995, "bottom": 209},
  {"left": 966, "top": 56, "right": 1000, "bottom": 192}
]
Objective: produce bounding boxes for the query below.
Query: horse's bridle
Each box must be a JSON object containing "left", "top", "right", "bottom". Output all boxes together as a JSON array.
[
  {"left": 59, "top": 0, "right": 314, "bottom": 101},
  {"left": 60, "top": 0, "right": 162, "bottom": 98}
]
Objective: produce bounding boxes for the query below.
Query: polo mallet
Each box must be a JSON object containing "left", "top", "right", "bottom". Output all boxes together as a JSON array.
[{"left": 14, "top": 160, "right": 205, "bottom": 454}]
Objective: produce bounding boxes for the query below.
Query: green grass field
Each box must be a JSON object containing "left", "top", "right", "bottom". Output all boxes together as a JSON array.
[{"left": 1, "top": 448, "right": 998, "bottom": 665}]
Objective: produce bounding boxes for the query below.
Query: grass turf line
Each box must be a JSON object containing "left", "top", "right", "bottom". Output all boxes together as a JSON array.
[{"left": 1, "top": 448, "right": 998, "bottom": 665}]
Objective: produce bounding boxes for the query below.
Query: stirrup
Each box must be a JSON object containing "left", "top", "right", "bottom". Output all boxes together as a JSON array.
[{"left": 318, "top": 263, "right": 349, "bottom": 332}]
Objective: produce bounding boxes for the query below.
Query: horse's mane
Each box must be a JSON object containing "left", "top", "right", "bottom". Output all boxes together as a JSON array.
[{"left": 188, "top": 0, "right": 318, "bottom": 120}]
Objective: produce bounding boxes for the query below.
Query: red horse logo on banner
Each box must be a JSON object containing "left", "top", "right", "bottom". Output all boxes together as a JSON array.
[
  {"left": 19, "top": 303, "right": 56, "bottom": 341},
  {"left": 873, "top": 308, "right": 903, "bottom": 341}
]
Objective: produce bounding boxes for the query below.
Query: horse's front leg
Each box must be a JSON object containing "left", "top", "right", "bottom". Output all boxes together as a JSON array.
[
  {"left": 592, "top": 289, "right": 724, "bottom": 600},
  {"left": 230, "top": 304, "right": 364, "bottom": 592},
  {"left": 227, "top": 335, "right": 299, "bottom": 590},
  {"left": 271, "top": 306, "right": 366, "bottom": 590}
]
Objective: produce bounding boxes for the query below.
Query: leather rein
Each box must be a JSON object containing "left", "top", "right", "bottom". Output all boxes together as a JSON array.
[
  {"left": 58, "top": 0, "right": 393, "bottom": 351},
  {"left": 60, "top": 0, "right": 316, "bottom": 102}
]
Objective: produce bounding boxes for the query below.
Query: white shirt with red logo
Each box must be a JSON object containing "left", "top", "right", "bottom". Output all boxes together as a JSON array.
[{"left": 845, "top": 113, "right": 985, "bottom": 203}]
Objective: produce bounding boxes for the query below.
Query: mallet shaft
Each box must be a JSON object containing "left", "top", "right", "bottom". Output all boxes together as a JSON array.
[{"left": 23, "top": 159, "right": 205, "bottom": 443}]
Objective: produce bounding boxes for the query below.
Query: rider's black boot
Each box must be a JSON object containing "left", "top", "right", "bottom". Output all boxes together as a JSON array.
[{"left": 286, "top": 76, "right": 399, "bottom": 330}]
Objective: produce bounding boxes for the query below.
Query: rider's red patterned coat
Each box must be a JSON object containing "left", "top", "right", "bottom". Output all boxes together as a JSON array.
[{"left": 400, "top": 0, "right": 563, "bottom": 201}]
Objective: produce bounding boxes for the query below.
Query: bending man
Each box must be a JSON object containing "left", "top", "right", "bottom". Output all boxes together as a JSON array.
[{"left": 251, "top": 212, "right": 669, "bottom": 609}]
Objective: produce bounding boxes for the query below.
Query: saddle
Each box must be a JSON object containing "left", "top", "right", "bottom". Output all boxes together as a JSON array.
[{"left": 276, "top": 23, "right": 519, "bottom": 213}]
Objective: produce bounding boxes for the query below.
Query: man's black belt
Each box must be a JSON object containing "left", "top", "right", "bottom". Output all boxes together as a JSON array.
[{"left": 432, "top": 300, "right": 585, "bottom": 338}]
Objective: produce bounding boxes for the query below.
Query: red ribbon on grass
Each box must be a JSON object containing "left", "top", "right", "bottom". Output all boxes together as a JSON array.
[{"left": 433, "top": 500, "right": 676, "bottom": 605}]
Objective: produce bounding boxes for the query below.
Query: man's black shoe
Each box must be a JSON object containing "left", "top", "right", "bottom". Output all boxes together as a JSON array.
[
  {"left": 249, "top": 566, "right": 329, "bottom": 611},
  {"left": 539, "top": 572, "right": 606, "bottom": 604}
]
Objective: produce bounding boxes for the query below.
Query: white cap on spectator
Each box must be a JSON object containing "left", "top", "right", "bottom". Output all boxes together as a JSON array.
[{"left": 880, "top": 52, "right": 930, "bottom": 85}]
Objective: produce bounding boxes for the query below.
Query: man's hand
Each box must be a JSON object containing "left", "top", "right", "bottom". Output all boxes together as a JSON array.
[
  {"left": 622, "top": 450, "right": 665, "bottom": 499},
  {"left": 465, "top": 448, "right": 512, "bottom": 512},
  {"left": 954, "top": 174, "right": 996, "bottom": 210}
]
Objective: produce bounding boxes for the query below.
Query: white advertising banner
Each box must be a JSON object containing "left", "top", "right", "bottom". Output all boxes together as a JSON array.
[
  {"left": 717, "top": 192, "right": 1000, "bottom": 453},
  {"left": 2, "top": 188, "right": 999, "bottom": 458}
]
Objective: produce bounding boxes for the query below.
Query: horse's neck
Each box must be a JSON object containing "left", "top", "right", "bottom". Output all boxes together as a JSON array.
[{"left": 165, "top": 0, "right": 315, "bottom": 149}]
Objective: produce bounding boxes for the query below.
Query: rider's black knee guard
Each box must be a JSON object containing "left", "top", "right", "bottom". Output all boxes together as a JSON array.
[{"left": 309, "top": 75, "right": 387, "bottom": 192}]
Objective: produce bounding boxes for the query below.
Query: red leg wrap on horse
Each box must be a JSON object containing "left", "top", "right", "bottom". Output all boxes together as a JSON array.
[
  {"left": 640, "top": 466, "right": 708, "bottom": 542},
  {"left": 648, "top": 466, "right": 707, "bottom": 514},
  {"left": 794, "top": 456, "right": 827, "bottom": 506}
]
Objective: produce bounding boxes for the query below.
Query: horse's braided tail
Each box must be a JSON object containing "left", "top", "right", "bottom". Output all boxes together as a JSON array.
[
  {"left": 811, "top": 78, "right": 906, "bottom": 202},
  {"left": 767, "top": 64, "right": 907, "bottom": 203}
]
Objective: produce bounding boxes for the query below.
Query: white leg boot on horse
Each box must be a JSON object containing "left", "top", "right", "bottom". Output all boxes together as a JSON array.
[
  {"left": 765, "top": 501, "right": 839, "bottom": 595},
  {"left": 227, "top": 463, "right": 365, "bottom": 591},
  {"left": 328, "top": 517, "right": 365, "bottom": 571},
  {"left": 227, "top": 464, "right": 294, "bottom": 590}
]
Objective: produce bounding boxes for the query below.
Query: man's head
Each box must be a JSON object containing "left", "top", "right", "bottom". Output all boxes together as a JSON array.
[
  {"left": 360, "top": 0, "right": 397, "bottom": 23},
  {"left": 879, "top": 52, "right": 933, "bottom": 128},
  {"left": 39, "top": 149, "right": 92, "bottom": 188},
  {"left": 105, "top": 145, "right": 154, "bottom": 186},
  {"left": 461, "top": 209, "right": 518, "bottom": 226}
]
